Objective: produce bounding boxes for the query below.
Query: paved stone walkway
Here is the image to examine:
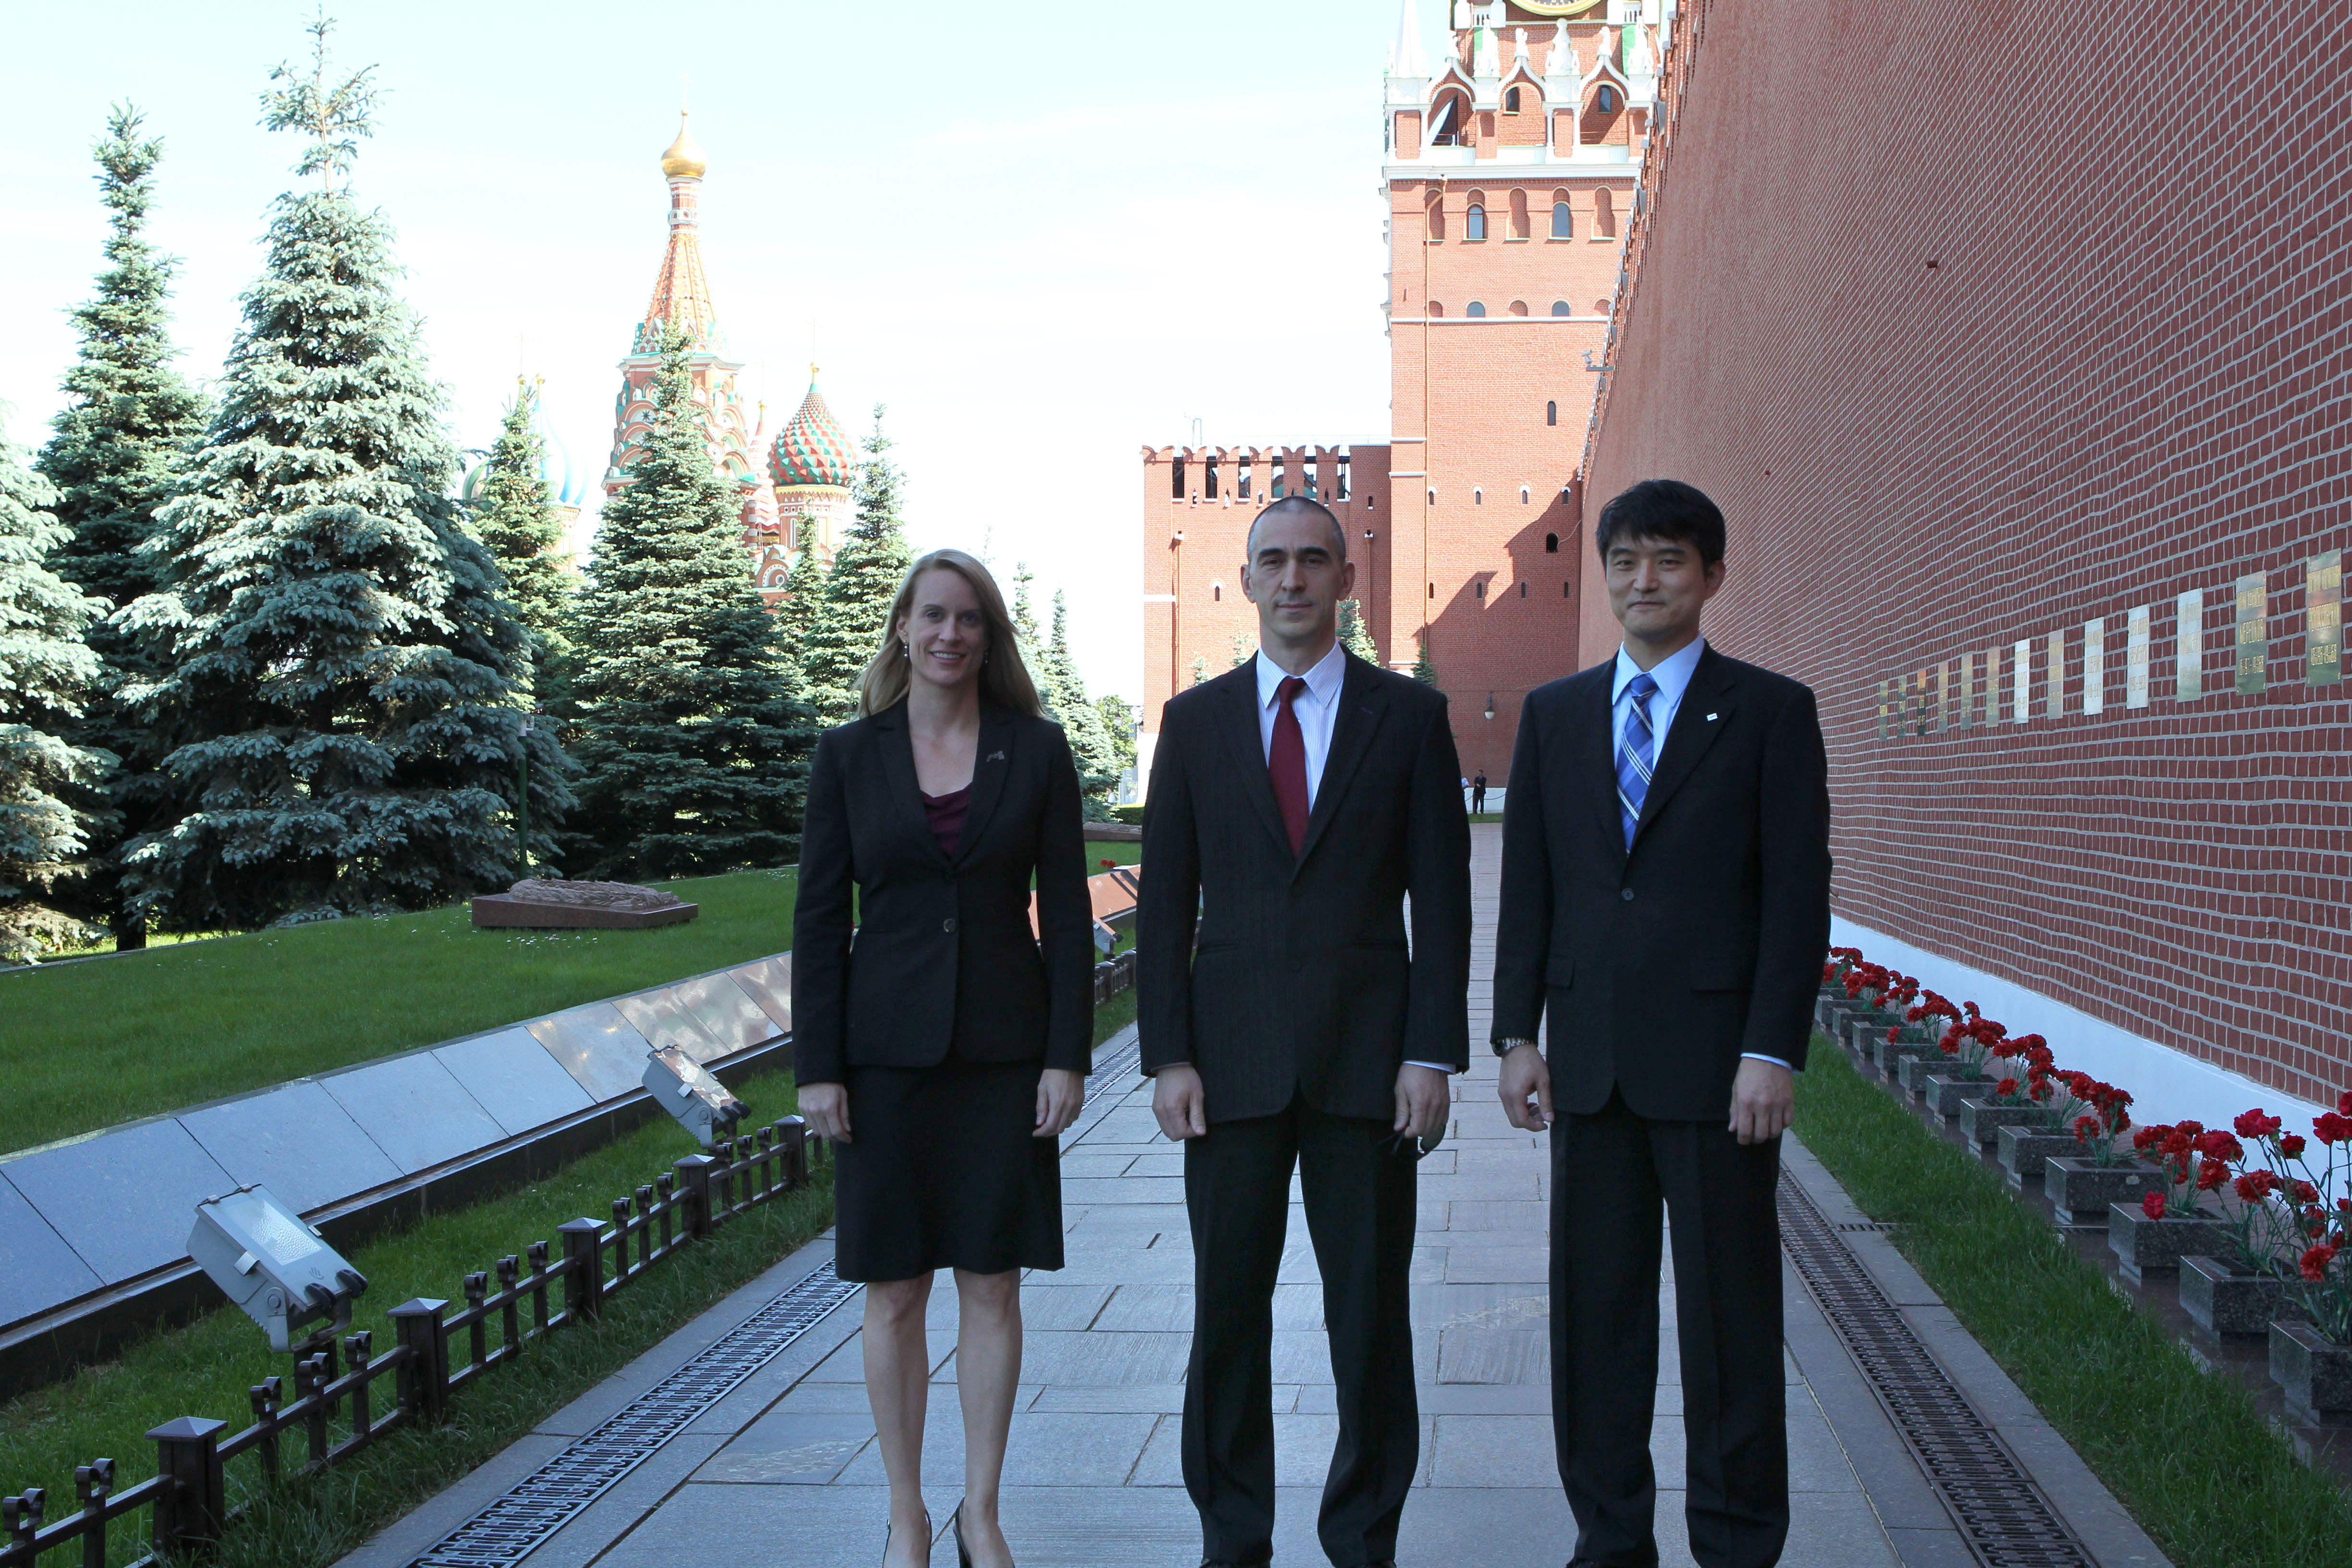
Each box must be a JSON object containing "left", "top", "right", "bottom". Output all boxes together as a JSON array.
[{"left": 340, "top": 827, "right": 2168, "bottom": 1568}]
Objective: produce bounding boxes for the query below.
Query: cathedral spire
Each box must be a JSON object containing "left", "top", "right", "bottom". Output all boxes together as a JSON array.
[
  {"left": 1389, "top": 0, "right": 1428, "bottom": 77},
  {"left": 637, "top": 112, "right": 721, "bottom": 353}
]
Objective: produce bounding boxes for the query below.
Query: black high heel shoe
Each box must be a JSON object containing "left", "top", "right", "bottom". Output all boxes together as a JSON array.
[
  {"left": 951, "top": 1500, "right": 975, "bottom": 1568},
  {"left": 883, "top": 1510, "right": 931, "bottom": 1566}
]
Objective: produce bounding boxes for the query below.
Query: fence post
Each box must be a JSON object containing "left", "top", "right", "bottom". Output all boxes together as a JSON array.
[
  {"left": 387, "top": 1299, "right": 450, "bottom": 1426},
  {"left": 147, "top": 1417, "right": 227, "bottom": 1558},
  {"left": 776, "top": 1115, "right": 808, "bottom": 1188},
  {"left": 673, "top": 1155, "right": 718, "bottom": 1239},
  {"left": 558, "top": 1219, "right": 605, "bottom": 1322}
]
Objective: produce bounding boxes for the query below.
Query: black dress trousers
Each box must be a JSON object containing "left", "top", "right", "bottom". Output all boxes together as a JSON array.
[
  {"left": 1550, "top": 1090, "right": 1788, "bottom": 1568},
  {"left": 1180, "top": 1094, "right": 1421, "bottom": 1568}
]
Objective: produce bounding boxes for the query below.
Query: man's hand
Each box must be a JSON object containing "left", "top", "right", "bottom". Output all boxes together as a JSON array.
[
  {"left": 1393, "top": 1064, "right": 1449, "bottom": 1142},
  {"left": 1034, "top": 1068, "right": 1086, "bottom": 1139},
  {"left": 1152, "top": 1063, "right": 1209, "bottom": 1140},
  {"left": 799, "top": 1082, "right": 851, "bottom": 1144},
  {"left": 1497, "top": 1042, "right": 1553, "bottom": 1131},
  {"left": 1728, "top": 1058, "right": 1795, "bottom": 1145}
]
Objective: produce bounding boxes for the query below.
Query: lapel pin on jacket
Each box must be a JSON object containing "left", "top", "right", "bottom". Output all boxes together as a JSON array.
[
  {"left": 986, "top": 749, "right": 1005, "bottom": 762},
  {"left": 1706, "top": 712, "right": 1718, "bottom": 722}
]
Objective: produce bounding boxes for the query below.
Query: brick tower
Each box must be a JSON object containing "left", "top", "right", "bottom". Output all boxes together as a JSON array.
[{"left": 1138, "top": 0, "right": 1653, "bottom": 784}]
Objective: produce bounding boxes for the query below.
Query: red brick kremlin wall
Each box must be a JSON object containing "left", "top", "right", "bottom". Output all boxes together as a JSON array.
[{"left": 1578, "top": 0, "right": 2352, "bottom": 1104}]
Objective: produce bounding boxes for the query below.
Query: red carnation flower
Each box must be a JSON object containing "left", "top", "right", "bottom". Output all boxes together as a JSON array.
[
  {"left": 2292, "top": 1179, "right": 2321, "bottom": 1205},
  {"left": 2339, "top": 1090, "right": 2352, "bottom": 1118},
  {"left": 2301, "top": 1244, "right": 2339, "bottom": 1283},
  {"left": 2133, "top": 1124, "right": 2168, "bottom": 1152},
  {"left": 2315, "top": 1113, "right": 2352, "bottom": 1145},
  {"left": 2234, "top": 1108, "right": 2283, "bottom": 1140},
  {"left": 2237, "top": 1170, "right": 2281, "bottom": 1201},
  {"left": 2196, "top": 1158, "right": 2228, "bottom": 1191},
  {"left": 2142, "top": 1190, "right": 2168, "bottom": 1221},
  {"left": 2281, "top": 1134, "right": 2307, "bottom": 1158},
  {"left": 1996, "top": 1077, "right": 2020, "bottom": 1098},
  {"left": 2193, "top": 1130, "right": 2243, "bottom": 1162},
  {"left": 2074, "top": 1115, "right": 2101, "bottom": 1143}
]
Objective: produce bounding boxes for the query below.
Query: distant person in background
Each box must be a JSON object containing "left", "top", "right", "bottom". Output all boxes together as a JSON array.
[
  {"left": 1492, "top": 479, "right": 1830, "bottom": 1568},
  {"left": 794, "top": 548, "right": 1094, "bottom": 1568},
  {"left": 1472, "top": 772, "right": 1488, "bottom": 814}
]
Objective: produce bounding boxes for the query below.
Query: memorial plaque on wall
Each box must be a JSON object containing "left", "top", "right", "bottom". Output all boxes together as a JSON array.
[
  {"left": 2236, "top": 573, "right": 2268, "bottom": 692},
  {"left": 2047, "top": 629, "right": 2066, "bottom": 716},
  {"left": 1960, "top": 653, "right": 1977, "bottom": 728},
  {"left": 1936, "top": 662, "right": 1950, "bottom": 734},
  {"left": 2176, "top": 588, "right": 2204, "bottom": 700},
  {"left": 2011, "top": 638, "right": 2031, "bottom": 722},
  {"left": 2082, "top": 619, "right": 2106, "bottom": 715},
  {"left": 2309, "top": 551, "right": 2343, "bottom": 686},
  {"left": 2126, "top": 605, "right": 2150, "bottom": 708},
  {"left": 1875, "top": 680, "right": 1889, "bottom": 741}
]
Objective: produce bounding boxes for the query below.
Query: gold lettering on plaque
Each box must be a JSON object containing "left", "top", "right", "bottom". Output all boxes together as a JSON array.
[
  {"left": 2176, "top": 589, "right": 2203, "bottom": 701},
  {"left": 2308, "top": 551, "right": 2342, "bottom": 687},
  {"left": 2236, "top": 573, "right": 2267, "bottom": 693},
  {"left": 2126, "top": 606, "right": 2150, "bottom": 708}
]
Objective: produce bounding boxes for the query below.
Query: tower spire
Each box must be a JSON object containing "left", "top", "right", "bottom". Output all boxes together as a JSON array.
[
  {"left": 639, "top": 112, "right": 720, "bottom": 352},
  {"left": 1389, "top": 0, "right": 1428, "bottom": 77}
]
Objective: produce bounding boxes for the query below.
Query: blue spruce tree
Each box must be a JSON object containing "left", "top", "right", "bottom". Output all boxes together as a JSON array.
[{"left": 120, "top": 19, "right": 571, "bottom": 928}]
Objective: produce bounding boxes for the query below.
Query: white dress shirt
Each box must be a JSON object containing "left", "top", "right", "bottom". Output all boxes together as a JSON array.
[
  {"left": 1253, "top": 643, "right": 1455, "bottom": 1077},
  {"left": 1610, "top": 637, "right": 1790, "bottom": 1074}
]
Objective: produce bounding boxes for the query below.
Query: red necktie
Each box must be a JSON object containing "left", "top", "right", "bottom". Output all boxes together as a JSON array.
[{"left": 1271, "top": 676, "right": 1310, "bottom": 856}]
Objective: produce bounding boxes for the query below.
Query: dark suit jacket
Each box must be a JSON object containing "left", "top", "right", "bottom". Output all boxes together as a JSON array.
[
  {"left": 1492, "top": 645, "right": 1831, "bottom": 1121},
  {"left": 791, "top": 700, "right": 1093, "bottom": 1085},
  {"left": 1138, "top": 653, "right": 1473, "bottom": 1124}
]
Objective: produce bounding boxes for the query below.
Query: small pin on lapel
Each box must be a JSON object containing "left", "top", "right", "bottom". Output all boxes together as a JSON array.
[
  {"left": 1706, "top": 713, "right": 1718, "bottom": 722},
  {"left": 986, "top": 750, "right": 1005, "bottom": 762}
]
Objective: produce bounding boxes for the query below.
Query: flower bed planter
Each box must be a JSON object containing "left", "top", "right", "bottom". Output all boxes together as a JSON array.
[
  {"left": 1896, "top": 1053, "right": 1947, "bottom": 1098},
  {"left": 1869, "top": 1029, "right": 1936, "bottom": 1075},
  {"left": 1997, "top": 1126, "right": 2092, "bottom": 1190},
  {"left": 1957, "top": 1098, "right": 2046, "bottom": 1149},
  {"left": 1922, "top": 1073, "right": 1991, "bottom": 1118},
  {"left": 2180, "top": 1255, "right": 2308, "bottom": 1338},
  {"left": 2045, "top": 1156, "right": 2162, "bottom": 1226},
  {"left": 2269, "top": 1320, "right": 2352, "bottom": 1425},
  {"left": 2107, "top": 1202, "right": 2232, "bottom": 1283},
  {"left": 1845, "top": 1016, "right": 1896, "bottom": 1057}
]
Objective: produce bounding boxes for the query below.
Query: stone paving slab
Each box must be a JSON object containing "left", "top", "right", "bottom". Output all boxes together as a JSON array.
[{"left": 334, "top": 826, "right": 2171, "bottom": 1568}]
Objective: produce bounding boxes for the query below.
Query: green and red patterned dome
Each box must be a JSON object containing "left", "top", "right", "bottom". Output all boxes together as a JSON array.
[{"left": 768, "top": 377, "right": 855, "bottom": 489}]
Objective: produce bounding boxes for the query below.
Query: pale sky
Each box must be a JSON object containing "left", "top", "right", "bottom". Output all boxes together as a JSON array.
[{"left": 0, "top": 1, "right": 1453, "bottom": 702}]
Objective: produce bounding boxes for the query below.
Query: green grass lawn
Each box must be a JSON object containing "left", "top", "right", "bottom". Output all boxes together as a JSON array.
[
  {"left": 0, "top": 870, "right": 799, "bottom": 1158},
  {"left": 1794, "top": 1038, "right": 2352, "bottom": 1568}
]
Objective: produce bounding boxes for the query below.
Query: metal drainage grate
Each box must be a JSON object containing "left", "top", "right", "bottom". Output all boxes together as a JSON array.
[
  {"left": 409, "top": 1262, "right": 861, "bottom": 1567},
  {"left": 1778, "top": 1175, "right": 2095, "bottom": 1568}
]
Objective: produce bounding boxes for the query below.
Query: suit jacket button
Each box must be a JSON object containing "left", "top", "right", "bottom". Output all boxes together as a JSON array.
[
  {"left": 943, "top": 918, "right": 957, "bottom": 933},
  {"left": 1621, "top": 887, "right": 1635, "bottom": 902}
]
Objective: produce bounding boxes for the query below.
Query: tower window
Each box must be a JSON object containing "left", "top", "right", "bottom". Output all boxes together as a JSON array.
[
  {"left": 1428, "top": 301, "right": 1446, "bottom": 317},
  {"left": 1546, "top": 401, "right": 1557, "bottom": 426},
  {"left": 1466, "top": 203, "right": 1487, "bottom": 241},
  {"left": 1476, "top": 580, "right": 1485, "bottom": 600},
  {"left": 1204, "top": 461, "right": 1219, "bottom": 498},
  {"left": 1594, "top": 188, "right": 1617, "bottom": 238},
  {"left": 1212, "top": 582, "right": 1223, "bottom": 601},
  {"left": 1552, "top": 300, "right": 1571, "bottom": 316},
  {"left": 1545, "top": 533, "right": 1560, "bottom": 553},
  {"left": 1552, "top": 197, "right": 1573, "bottom": 238},
  {"left": 1597, "top": 86, "right": 1617, "bottom": 112},
  {"left": 1428, "top": 488, "right": 1437, "bottom": 504},
  {"left": 1509, "top": 189, "right": 1530, "bottom": 240},
  {"left": 1466, "top": 301, "right": 1487, "bottom": 317},
  {"left": 1238, "top": 461, "right": 1252, "bottom": 499},
  {"left": 1520, "top": 485, "right": 1531, "bottom": 504},
  {"left": 1170, "top": 459, "right": 1185, "bottom": 498},
  {"left": 1473, "top": 488, "right": 1484, "bottom": 504},
  {"left": 1505, "top": 86, "right": 1522, "bottom": 113},
  {"left": 1564, "top": 581, "right": 1572, "bottom": 596},
  {"left": 1520, "top": 581, "right": 1527, "bottom": 597}
]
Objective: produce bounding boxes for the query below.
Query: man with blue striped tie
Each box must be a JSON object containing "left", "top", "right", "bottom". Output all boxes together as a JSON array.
[{"left": 1489, "top": 479, "right": 1831, "bottom": 1568}]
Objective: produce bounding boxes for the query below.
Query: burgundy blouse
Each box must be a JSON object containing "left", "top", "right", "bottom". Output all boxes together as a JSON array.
[{"left": 921, "top": 785, "right": 971, "bottom": 859}]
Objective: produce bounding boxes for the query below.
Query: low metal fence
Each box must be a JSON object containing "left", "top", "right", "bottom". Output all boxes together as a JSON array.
[
  {"left": 0, "top": 1118, "right": 824, "bottom": 1568},
  {"left": 1091, "top": 948, "right": 1138, "bottom": 1007}
]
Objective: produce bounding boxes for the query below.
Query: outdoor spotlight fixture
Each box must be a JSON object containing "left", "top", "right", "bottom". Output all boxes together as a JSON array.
[
  {"left": 643, "top": 1045, "right": 745, "bottom": 1149},
  {"left": 187, "top": 1185, "right": 367, "bottom": 1353}
]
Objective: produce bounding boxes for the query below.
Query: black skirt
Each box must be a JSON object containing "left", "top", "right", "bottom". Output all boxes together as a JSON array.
[{"left": 830, "top": 1054, "right": 1065, "bottom": 1283}]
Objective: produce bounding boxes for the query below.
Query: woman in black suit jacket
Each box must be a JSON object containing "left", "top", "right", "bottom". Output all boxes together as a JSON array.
[{"left": 793, "top": 547, "right": 1092, "bottom": 1568}]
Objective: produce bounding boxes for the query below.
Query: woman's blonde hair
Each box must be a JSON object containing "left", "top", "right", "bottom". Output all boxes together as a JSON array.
[{"left": 856, "top": 549, "right": 1045, "bottom": 718}]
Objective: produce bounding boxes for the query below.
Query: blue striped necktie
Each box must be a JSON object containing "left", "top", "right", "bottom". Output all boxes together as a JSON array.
[{"left": 1617, "top": 672, "right": 1659, "bottom": 849}]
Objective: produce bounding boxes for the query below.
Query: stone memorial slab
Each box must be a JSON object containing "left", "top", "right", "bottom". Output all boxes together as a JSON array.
[
  {"left": 613, "top": 989, "right": 725, "bottom": 1064},
  {"left": 0, "top": 1175, "right": 103, "bottom": 1327},
  {"left": 528, "top": 1003, "right": 655, "bottom": 1102},
  {"left": 729, "top": 956, "right": 792, "bottom": 1032},
  {"left": 319, "top": 1052, "right": 510, "bottom": 1175},
  {"left": 432, "top": 1026, "right": 597, "bottom": 1137},
  {"left": 1, "top": 1119, "right": 235, "bottom": 1286},
  {"left": 671, "top": 973, "right": 778, "bottom": 1059},
  {"left": 182, "top": 1079, "right": 404, "bottom": 1215},
  {"left": 472, "top": 878, "right": 697, "bottom": 930}
]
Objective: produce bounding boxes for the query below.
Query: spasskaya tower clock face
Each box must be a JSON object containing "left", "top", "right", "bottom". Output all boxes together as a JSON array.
[{"left": 1511, "top": 0, "right": 1608, "bottom": 16}]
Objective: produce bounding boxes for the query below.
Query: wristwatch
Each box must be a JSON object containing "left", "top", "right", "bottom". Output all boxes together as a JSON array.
[{"left": 1493, "top": 1037, "right": 1538, "bottom": 1058}]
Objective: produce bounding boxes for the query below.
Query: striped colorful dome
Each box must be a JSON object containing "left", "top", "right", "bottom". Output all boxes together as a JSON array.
[
  {"left": 462, "top": 430, "right": 589, "bottom": 508},
  {"left": 768, "top": 380, "right": 855, "bottom": 489}
]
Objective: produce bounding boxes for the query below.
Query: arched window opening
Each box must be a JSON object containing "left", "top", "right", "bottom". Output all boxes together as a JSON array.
[
  {"left": 1594, "top": 188, "right": 1617, "bottom": 237},
  {"left": 1475, "top": 579, "right": 1486, "bottom": 600},
  {"left": 1431, "top": 92, "right": 1468, "bottom": 147},
  {"left": 1551, "top": 300, "right": 1572, "bottom": 316},
  {"left": 1204, "top": 461, "right": 1219, "bottom": 498},
  {"left": 1582, "top": 85, "right": 1625, "bottom": 146},
  {"left": 1473, "top": 487, "right": 1484, "bottom": 505},
  {"left": 1597, "top": 85, "right": 1617, "bottom": 112},
  {"left": 1520, "top": 581, "right": 1528, "bottom": 598},
  {"left": 1427, "top": 198, "right": 1446, "bottom": 242},
  {"left": 1366, "top": 492, "right": 1376, "bottom": 508},
  {"left": 1563, "top": 580, "right": 1571, "bottom": 597},
  {"left": 1508, "top": 300, "right": 1530, "bottom": 316},
  {"left": 1237, "top": 460, "right": 1252, "bottom": 500},
  {"left": 1465, "top": 202, "right": 1488, "bottom": 241},
  {"left": 1545, "top": 533, "right": 1560, "bottom": 553},
  {"left": 1552, "top": 195, "right": 1573, "bottom": 238},
  {"left": 1212, "top": 582, "right": 1223, "bottom": 601},
  {"left": 1170, "top": 459, "right": 1185, "bottom": 499},
  {"left": 1427, "top": 488, "right": 1437, "bottom": 505},
  {"left": 1466, "top": 301, "right": 1488, "bottom": 317},
  {"left": 1429, "top": 300, "right": 1446, "bottom": 317},
  {"left": 1594, "top": 297, "right": 1611, "bottom": 313},
  {"left": 1509, "top": 189, "right": 1530, "bottom": 240},
  {"left": 1505, "top": 86, "right": 1522, "bottom": 113},
  {"left": 1428, "top": 582, "right": 1436, "bottom": 599},
  {"left": 1546, "top": 400, "right": 1558, "bottom": 426},
  {"left": 1520, "top": 486, "right": 1532, "bottom": 504}
]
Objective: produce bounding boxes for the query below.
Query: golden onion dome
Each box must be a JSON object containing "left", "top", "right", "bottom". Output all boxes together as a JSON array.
[{"left": 661, "top": 113, "right": 707, "bottom": 179}]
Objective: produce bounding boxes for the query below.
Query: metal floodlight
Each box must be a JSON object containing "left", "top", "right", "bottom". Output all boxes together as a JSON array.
[
  {"left": 643, "top": 1045, "right": 745, "bottom": 1149},
  {"left": 188, "top": 1185, "right": 367, "bottom": 1353}
]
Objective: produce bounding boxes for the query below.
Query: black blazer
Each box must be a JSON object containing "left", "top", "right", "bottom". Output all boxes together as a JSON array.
[
  {"left": 1492, "top": 645, "right": 1831, "bottom": 1121},
  {"left": 1138, "top": 653, "right": 1473, "bottom": 1124},
  {"left": 791, "top": 700, "right": 1093, "bottom": 1085}
]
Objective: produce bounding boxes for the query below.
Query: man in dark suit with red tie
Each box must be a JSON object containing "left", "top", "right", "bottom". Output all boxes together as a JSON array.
[
  {"left": 1493, "top": 479, "right": 1830, "bottom": 1568},
  {"left": 1139, "top": 496, "right": 1472, "bottom": 1568}
]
